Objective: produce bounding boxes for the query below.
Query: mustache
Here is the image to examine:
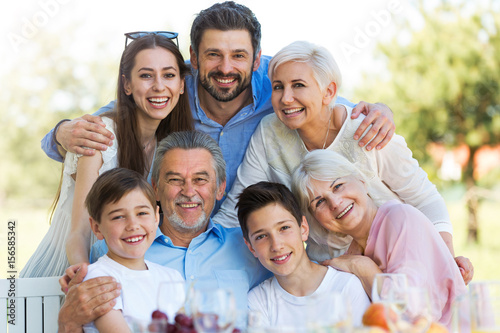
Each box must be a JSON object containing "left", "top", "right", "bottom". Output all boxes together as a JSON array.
[
  {"left": 174, "top": 195, "right": 203, "bottom": 205},
  {"left": 208, "top": 71, "right": 240, "bottom": 80}
]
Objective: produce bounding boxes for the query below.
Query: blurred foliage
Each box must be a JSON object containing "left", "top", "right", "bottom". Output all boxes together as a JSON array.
[
  {"left": 355, "top": 0, "right": 500, "bottom": 242},
  {"left": 356, "top": 1, "right": 500, "bottom": 160},
  {"left": 0, "top": 25, "right": 118, "bottom": 203}
]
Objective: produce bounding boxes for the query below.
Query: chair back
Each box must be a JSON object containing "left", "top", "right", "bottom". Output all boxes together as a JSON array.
[{"left": 1, "top": 276, "right": 64, "bottom": 333}]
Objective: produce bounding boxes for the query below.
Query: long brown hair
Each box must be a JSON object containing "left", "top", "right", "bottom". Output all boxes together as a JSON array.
[{"left": 105, "top": 34, "right": 193, "bottom": 174}]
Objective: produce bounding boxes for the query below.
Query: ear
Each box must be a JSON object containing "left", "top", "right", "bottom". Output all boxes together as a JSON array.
[
  {"left": 244, "top": 238, "right": 258, "bottom": 258},
  {"left": 190, "top": 46, "right": 198, "bottom": 70},
  {"left": 123, "top": 74, "right": 132, "bottom": 96},
  {"left": 322, "top": 82, "right": 337, "bottom": 106},
  {"left": 252, "top": 50, "right": 262, "bottom": 72},
  {"left": 90, "top": 217, "right": 105, "bottom": 241},
  {"left": 180, "top": 79, "right": 185, "bottom": 95},
  {"left": 300, "top": 216, "right": 309, "bottom": 242},
  {"left": 154, "top": 205, "right": 160, "bottom": 228},
  {"left": 216, "top": 180, "right": 227, "bottom": 201}
]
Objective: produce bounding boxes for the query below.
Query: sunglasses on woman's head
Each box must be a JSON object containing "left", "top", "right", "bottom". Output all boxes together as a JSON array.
[{"left": 124, "top": 31, "right": 179, "bottom": 49}]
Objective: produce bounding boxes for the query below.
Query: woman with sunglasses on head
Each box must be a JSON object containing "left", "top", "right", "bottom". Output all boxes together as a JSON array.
[
  {"left": 21, "top": 33, "right": 193, "bottom": 277},
  {"left": 214, "top": 40, "right": 473, "bottom": 284}
]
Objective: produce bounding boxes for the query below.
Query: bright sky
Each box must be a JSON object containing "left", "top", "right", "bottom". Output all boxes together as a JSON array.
[{"left": 0, "top": 0, "right": 417, "bottom": 95}]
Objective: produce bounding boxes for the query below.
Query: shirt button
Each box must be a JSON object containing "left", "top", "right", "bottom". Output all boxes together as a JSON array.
[
  {"left": 190, "top": 275, "right": 195, "bottom": 280},
  {"left": 189, "top": 250, "right": 193, "bottom": 254},
  {"left": 220, "top": 131, "right": 224, "bottom": 136}
]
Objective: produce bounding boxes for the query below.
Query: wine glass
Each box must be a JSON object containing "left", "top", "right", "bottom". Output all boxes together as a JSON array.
[
  {"left": 191, "top": 288, "right": 237, "bottom": 333},
  {"left": 385, "top": 287, "right": 432, "bottom": 333},
  {"left": 157, "top": 280, "right": 190, "bottom": 323},
  {"left": 307, "top": 291, "right": 352, "bottom": 333},
  {"left": 469, "top": 281, "right": 500, "bottom": 333},
  {"left": 371, "top": 273, "right": 408, "bottom": 303}
]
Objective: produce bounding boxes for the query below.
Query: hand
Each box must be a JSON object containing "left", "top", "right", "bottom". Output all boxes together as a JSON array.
[
  {"left": 56, "top": 115, "right": 114, "bottom": 156},
  {"left": 58, "top": 263, "right": 121, "bottom": 333},
  {"left": 60, "top": 263, "right": 85, "bottom": 294},
  {"left": 455, "top": 256, "right": 474, "bottom": 285},
  {"left": 351, "top": 102, "right": 395, "bottom": 151}
]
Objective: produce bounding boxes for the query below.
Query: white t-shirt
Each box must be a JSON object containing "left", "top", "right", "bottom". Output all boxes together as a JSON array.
[
  {"left": 82, "top": 255, "right": 184, "bottom": 331},
  {"left": 247, "top": 267, "right": 370, "bottom": 329}
]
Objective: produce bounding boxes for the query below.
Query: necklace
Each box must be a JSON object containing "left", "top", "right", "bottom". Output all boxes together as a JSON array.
[
  {"left": 322, "top": 109, "right": 333, "bottom": 149},
  {"left": 142, "top": 135, "right": 156, "bottom": 150}
]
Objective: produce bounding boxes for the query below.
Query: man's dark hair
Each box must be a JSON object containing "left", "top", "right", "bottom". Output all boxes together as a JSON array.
[
  {"left": 236, "top": 181, "right": 303, "bottom": 242},
  {"left": 190, "top": 1, "right": 261, "bottom": 58}
]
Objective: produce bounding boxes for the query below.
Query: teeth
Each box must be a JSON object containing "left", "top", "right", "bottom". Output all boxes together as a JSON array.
[
  {"left": 148, "top": 97, "right": 169, "bottom": 105},
  {"left": 125, "top": 235, "right": 144, "bottom": 243},
  {"left": 283, "top": 108, "right": 303, "bottom": 114},
  {"left": 215, "top": 77, "right": 236, "bottom": 84},
  {"left": 272, "top": 253, "right": 289, "bottom": 261},
  {"left": 336, "top": 204, "right": 353, "bottom": 219},
  {"left": 179, "top": 203, "right": 198, "bottom": 208}
]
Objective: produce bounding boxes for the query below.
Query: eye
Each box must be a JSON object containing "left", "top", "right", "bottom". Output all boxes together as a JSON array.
[
  {"left": 164, "top": 73, "right": 175, "bottom": 78},
  {"left": 111, "top": 215, "right": 125, "bottom": 221},
  {"left": 140, "top": 73, "right": 152, "bottom": 78},
  {"left": 194, "top": 177, "right": 209, "bottom": 185},
  {"left": 255, "top": 234, "right": 266, "bottom": 241},
  {"left": 293, "top": 82, "right": 305, "bottom": 88},
  {"left": 234, "top": 53, "right": 246, "bottom": 59},
  {"left": 315, "top": 198, "right": 325, "bottom": 208},
  {"left": 138, "top": 211, "right": 149, "bottom": 216},
  {"left": 272, "top": 84, "right": 283, "bottom": 91},
  {"left": 168, "top": 178, "right": 184, "bottom": 186},
  {"left": 208, "top": 52, "right": 219, "bottom": 57},
  {"left": 280, "top": 225, "right": 290, "bottom": 231},
  {"left": 333, "top": 183, "right": 343, "bottom": 191}
]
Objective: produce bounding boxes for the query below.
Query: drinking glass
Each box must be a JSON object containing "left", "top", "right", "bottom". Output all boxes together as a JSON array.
[
  {"left": 157, "top": 280, "right": 190, "bottom": 323},
  {"left": 191, "top": 288, "right": 237, "bottom": 333},
  {"left": 371, "top": 273, "right": 408, "bottom": 303},
  {"left": 470, "top": 281, "right": 500, "bottom": 333},
  {"left": 385, "top": 287, "right": 432, "bottom": 333},
  {"left": 307, "top": 291, "right": 352, "bottom": 332}
]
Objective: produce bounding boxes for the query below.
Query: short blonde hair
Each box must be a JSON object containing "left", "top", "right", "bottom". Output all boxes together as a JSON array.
[{"left": 268, "top": 40, "right": 342, "bottom": 109}]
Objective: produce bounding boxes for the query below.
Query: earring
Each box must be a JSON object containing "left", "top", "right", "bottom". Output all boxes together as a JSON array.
[{"left": 180, "top": 89, "right": 184, "bottom": 94}]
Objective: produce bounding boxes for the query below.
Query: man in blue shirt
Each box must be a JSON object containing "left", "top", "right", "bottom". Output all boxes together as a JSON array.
[
  {"left": 41, "top": 2, "right": 395, "bottom": 213},
  {"left": 58, "top": 131, "right": 272, "bottom": 332}
]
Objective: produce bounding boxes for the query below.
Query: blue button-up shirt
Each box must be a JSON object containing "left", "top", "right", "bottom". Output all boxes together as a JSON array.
[{"left": 90, "top": 219, "right": 272, "bottom": 325}]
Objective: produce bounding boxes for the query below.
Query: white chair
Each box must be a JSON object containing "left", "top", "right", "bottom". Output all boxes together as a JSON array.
[{"left": 1, "top": 277, "right": 64, "bottom": 333}]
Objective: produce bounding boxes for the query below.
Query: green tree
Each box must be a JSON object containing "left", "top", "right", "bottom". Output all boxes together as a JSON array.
[{"left": 355, "top": 1, "right": 500, "bottom": 242}]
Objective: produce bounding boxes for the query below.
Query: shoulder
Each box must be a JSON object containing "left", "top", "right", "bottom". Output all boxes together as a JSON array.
[
  {"left": 248, "top": 277, "right": 274, "bottom": 300},
  {"left": 375, "top": 201, "right": 428, "bottom": 232}
]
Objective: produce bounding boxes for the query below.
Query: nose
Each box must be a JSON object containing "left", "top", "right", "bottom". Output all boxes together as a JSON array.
[
  {"left": 218, "top": 56, "right": 233, "bottom": 75},
  {"left": 152, "top": 75, "right": 166, "bottom": 92},
  {"left": 126, "top": 217, "right": 140, "bottom": 231},
  {"left": 181, "top": 179, "right": 196, "bottom": 198},
  {"left": 326, "top": 192, "right": 342, "bottom": 211},
  {"left": 281, "top": 86, "right": 294, "bottom": 105},
  {"left": 270, "top": 234, "right": 283, "bottom": 252}
]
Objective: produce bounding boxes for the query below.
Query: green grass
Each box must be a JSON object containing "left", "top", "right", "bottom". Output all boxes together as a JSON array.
[{"left": 0, "top": 190, "right": 498, "bottom": 280}]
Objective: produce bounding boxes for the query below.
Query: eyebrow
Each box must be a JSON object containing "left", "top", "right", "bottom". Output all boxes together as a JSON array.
[
  {"left": 137, "top": 66, "right": 177, "bottom": 72},
  {"left": 107, "top": 205, "right": 151, "bottom": 215},
  {"left": 249, "top": 220, "right": 290, "bottom": 238},
  {"left": 309, "top": 178, "right": 341, "bottom": 204},
  {"left": 164, "top": 171, "right": 211, "bottom": 178},
  {"left": 204, "top": 48, "right": 250, "bottom": 55}
]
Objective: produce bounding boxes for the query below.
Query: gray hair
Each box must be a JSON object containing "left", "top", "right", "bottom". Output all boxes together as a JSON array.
[
  {"left": 292, "top": 149, "right": 368, "bottom": 215},
  {"left": 152, "top": 131, "right": 226, "bottom": 187},
  {"left": 268, "top": 41, "right": 342, "bottom": 109}
]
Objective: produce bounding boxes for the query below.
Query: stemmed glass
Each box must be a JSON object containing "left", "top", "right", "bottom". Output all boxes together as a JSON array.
[
  {"left": 385, "top": 287, "right": 432, "bottom": 333},
  {"left": 191, "top": 288, "right": 237, "bottom": 333},
  {"left": 157, "top": 280, "right": 190, "bottom": 322},
  {"left": 372, "top": 273, "right": 408, "bottom": 303}
]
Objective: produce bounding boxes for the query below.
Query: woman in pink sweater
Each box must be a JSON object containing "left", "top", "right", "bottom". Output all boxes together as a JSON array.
[{"left": 292, "top": 149, "right": 467, "bottom": 327}]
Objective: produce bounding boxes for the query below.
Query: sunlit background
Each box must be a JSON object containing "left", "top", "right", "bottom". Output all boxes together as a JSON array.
[{"left": 0, "top": 0, "right": 499, "bottom": 280}]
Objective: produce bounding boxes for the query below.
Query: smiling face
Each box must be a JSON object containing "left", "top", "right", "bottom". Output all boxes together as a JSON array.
[
  {"left": 90, "top": 188, "right": 159, "bottom": 269},
  {"left": 123, "top": 47, "right": 185, "bottom": 126},
  {"left": 154, "top": 148, "right": 225, "bottom": 236},
  {"left": 271, "top": 61, "right": 335, "bottom": 131},
  {"left": 308, "top": 176, "right": 377, "bottom": 238},
  {"left": 245, "top": 203, "right": 309, "bottom": 278},
  {"left": 191, "top": 29, "right": 260, "bottom": 102}
]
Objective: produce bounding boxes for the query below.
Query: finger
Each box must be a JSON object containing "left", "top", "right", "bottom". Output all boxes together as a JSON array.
[
  {"left": 358, "top": 123, "right": 382, "bottom": 149},
  {"left": 350, "top": 101, "right": 368, "bottom": 119},
  {"left": 375, "top": 128, "right": 395, "bottom": 150},
  {"left": 73, "top": 146, "right": 98, "bottom": 157},
  {"left": 59, "top": 275, "right": 71, "bottom": 294},
  {"left": 364, "top": 123, "right": 392, "bottom": 150},
  {"left": 68, "top": 264, "right": 89, "bottom": 289},
  {"left": 81, "top": 114, "right": 107, "bottom": 127},
  {"left": 76, "top": 122, "right": 115, "bottom": 142}
]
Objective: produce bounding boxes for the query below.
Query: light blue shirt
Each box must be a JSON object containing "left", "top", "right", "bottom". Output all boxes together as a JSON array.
[
  {"left": 90, "top": 219, "right": 272, "bottom": 325},
  {"left": 40, "top": 56, "right": 354, "bottom": 212}
]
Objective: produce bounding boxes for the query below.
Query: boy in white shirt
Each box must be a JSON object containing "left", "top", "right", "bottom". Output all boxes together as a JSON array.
[
  {"left": 82, "top": 168, "right": 184, "bottom": 332},
  {"left": 236, "top": 181, "right": 370, "bottom": 330}
]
